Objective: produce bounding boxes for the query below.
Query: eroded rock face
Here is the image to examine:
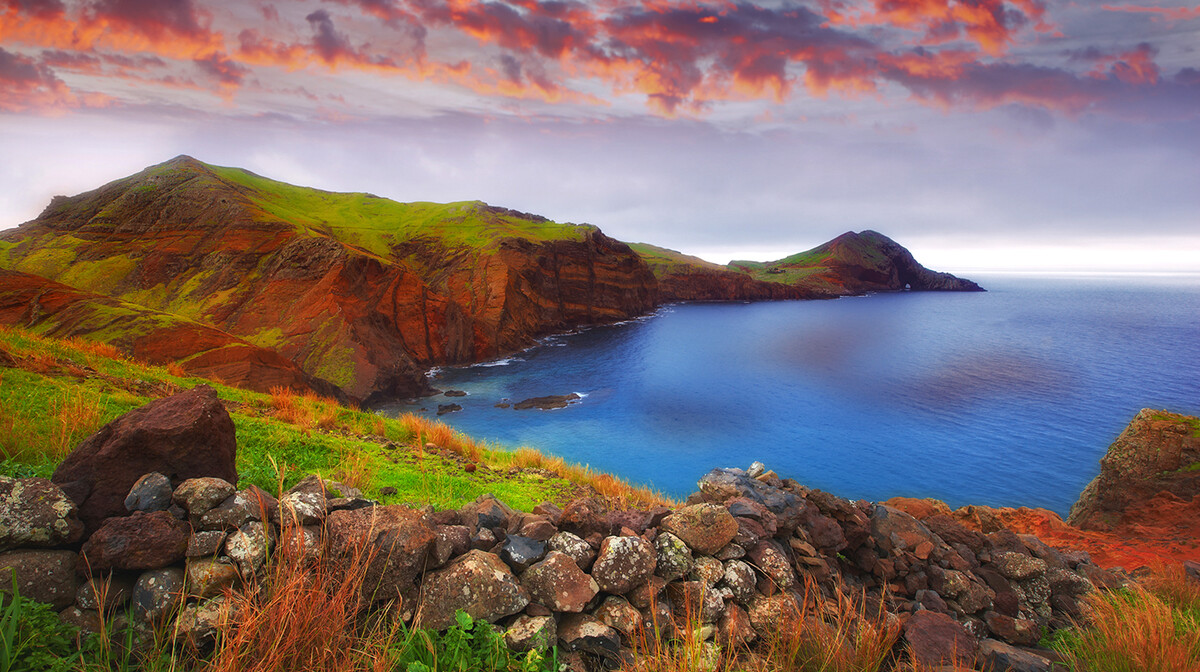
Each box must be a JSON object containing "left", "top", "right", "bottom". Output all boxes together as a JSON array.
[
  {"left": 416, "top": 550, "right": 529, "bottom": 630},
  {"left": 52, "top": 385, "right": 237, "bottom": 535},
  {"left": 0, "top": 477, "right": 83, "bottom": 551}
]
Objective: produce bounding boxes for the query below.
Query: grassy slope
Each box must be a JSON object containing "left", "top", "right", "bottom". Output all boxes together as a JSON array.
[
  {"left": 0, "top": 324, "right": 663, "bottom": 511},
  {"left": 626, "top": 242, "right": 728, "bottom": 277},
  {"left": 209, "top": 164, "right": 594, "bottom": 257}
]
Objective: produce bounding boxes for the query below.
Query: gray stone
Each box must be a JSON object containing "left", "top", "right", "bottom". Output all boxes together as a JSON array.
[
  {"left": 500, "top": 535, "right": 546, "bottom": 573},
  {"left": 719, "top": 559, "right": 757, "bottom": 604},
  {"left": 654, "top": 532, "right": 694, "bottom": 582},
  {"left": 225, "top": 522, "right": 271, "bottom": 577},
  {"left": 278, "top": 490, "right": 326, "bottom": 526},
  {"left": 187, "top": 530, "right": 227, "bottom": 557},
  {"left": 132, "top": 568, "right": 185, "bottom": 623},
  {"left": 993, "top": 552, "right": 1047, "bottom": 581},
  {"left": 76, "top": 574, "right": 134, "bottom": 611},
  {"left": 547, "top": 531, "right": 595, "bottom": 571},
  {"left": 173, "top": 478, "right": 237, "bottom": 517},
  {"left": 124, "top": 472, "right": 173, "bottom": 513},
  {"left": 0, "top": 477, "right": 83, "bottom": 552}
]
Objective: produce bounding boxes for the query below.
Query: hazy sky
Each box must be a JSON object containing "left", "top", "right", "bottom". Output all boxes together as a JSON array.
[{"left": 2, "top": 0, "right": 1197, "bottom": 271}]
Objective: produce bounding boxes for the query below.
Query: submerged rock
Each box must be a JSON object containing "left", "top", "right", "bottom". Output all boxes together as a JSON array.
[{"left": 513, "top": 394, "right": 581, "bottom": 410}]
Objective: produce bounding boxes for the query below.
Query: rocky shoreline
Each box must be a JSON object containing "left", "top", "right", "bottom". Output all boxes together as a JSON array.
[{"left": 5, "top": 385, "right": 1187, "bottom": 672}]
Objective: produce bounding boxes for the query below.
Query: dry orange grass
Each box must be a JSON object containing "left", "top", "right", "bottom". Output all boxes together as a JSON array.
[
  {"left": 752, "top": 578, "right": 900, "bottom": 672},
  {"left": 49, "top": 389, "right": 105, "bottom": 460},
  {"left": 269, "top": 386, "right": 314, "bottom": 431},
  {"left": 166, "top": 362, "right": 188, "bottom": 378},
  {"left": 64, "top": 336, "right": 124, "bottom": 362},
  {"left": 1059, "top": 579, "right": 1200, "bottom": 672},
  {"left": 205, "top": 526, "right": 396, "bottom": 672}
]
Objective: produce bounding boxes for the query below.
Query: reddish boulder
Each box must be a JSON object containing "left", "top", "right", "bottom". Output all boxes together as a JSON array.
[
  {"left": 52, "top": 385, "right": 237, "bottom": 534},
  {"left": 0, "top": 550, "right": 80, "bottom": 610},
  {"left": 558, "top": 497, "right": 610, "bottom": 539},
  {"left": 327, "top": 505, "right": 435, "bottom": 603},
  {"left": 903, "top": 610, "right": 978, "bottom": 667},
  {"left": 660, "top": 504, "right": 737, "bottom": 556},
  {"left": 79, "top": 510, "right": 190, "bottom": 573},
  {"left": 521, "top": 551, "right": 599, "bottom": 613}
]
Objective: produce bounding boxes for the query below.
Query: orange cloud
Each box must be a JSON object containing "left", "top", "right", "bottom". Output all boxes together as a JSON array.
[
  {"left": 822, "top": 0, "right": 1051, "bottom": 55},
  {"left": 0, "top": 46, "right": 111, "bottom": 112}
]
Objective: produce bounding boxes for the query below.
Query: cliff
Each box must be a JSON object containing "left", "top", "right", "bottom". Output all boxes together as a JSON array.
[
  {"left": 0, "top": 156, "right": 657, "bottom": 403},
  {"left": 0, "top": 157, "right": 980, "bottom": 402}
]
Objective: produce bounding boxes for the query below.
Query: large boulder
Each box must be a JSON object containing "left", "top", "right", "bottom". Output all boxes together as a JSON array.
[
  {"left": 416, "top": 550, "right": 529, "bottom": 630},
  {"left": 0, "top": 476, "right": 84, "bottom": 551},
  {"left": 52, "top": 385, "right": 237, "bottom": 534},
  {"left": 903, "top": 610, "right": 978, "bottom": 667}
]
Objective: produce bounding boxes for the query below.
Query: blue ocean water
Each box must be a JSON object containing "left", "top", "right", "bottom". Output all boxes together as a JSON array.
[{"left": 381, "top": 274, "right": 1200, "bottom": 515}]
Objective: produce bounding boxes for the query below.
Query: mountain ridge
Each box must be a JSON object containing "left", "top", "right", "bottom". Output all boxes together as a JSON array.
[{"left": 0, "top": 156, "right": 982, "bottom": 403}]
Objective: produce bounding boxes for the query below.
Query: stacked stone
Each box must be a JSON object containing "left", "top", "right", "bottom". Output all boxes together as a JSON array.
[{"left": 0, "top": 387, "right": 1124, "bottom": 672}]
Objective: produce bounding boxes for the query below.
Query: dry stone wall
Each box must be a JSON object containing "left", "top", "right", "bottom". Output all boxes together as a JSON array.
[{"left": 0, "top": 387, "right": 1123, "bottom": 672}]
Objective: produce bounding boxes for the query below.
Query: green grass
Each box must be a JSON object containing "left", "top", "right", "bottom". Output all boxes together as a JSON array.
[
  {"left": 0, "top": 323, "right": 647, "bottom": 512},
  {"left": 627, "top": 242, "right": 728, "bottom": 277},
  {"left": 209, "top": 164, "right": 593, "bottom": 257}
]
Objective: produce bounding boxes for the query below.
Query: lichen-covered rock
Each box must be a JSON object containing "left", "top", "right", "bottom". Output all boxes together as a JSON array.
[
  {"left": 175, "top": 596, "right": 228, "bottom": 647},
  {"left": 326, "top": 505, "right": 435, "bottom": 603},
  {"left": 51, "top": 385, "right": 238, "bottom": 535},
  {"left": 747, "top": 592, "right": 800, "bottom": 635},
  {"left": 416, "top": 550, "right": 529, "bottom": 630},
  {"left": 654, "top": 532, "right": 693, "bottom": 582},
  {"left": 993, "top": 552, "right": 1047, "bottom": 581},
  {"left": 79, "top": 510, "right": 190, "bottom": 573},
  {"left": 1047, "top": 568, "right": 1093, "bottom": 597},
  {"left": 979, "top": 638, "right": 1053, "bottom": 672},
  {"left": 547, "top": 531, "right": 595, "bottom": 571},
  {"left": 748, "top": 541, "right": 795, "bottom": 594},
  {"left": 186, "top": 558, "right": 239, "bottom": 599},
  {"left": 76, "top": 574, "right": 134, "bottom": 611},
  {"left": 173, "top": 478, "right": 237, "bottom": 518},
  {"left": 0, "top": 476, "right": 84, "bottom": 552},
  {"left": 626, "top": 575, "right": 667, "bottom": 610},
  {"left": 689, "top": 555, "right": 724, "bottom": 587},
  {"left": 521, "top": 551, "right": 598, "bottom": 613},
  {"left": 660, "top": 504, "right": 737, "bottom": 556},
  {"left": 0, "top": 550, "right": 79, "bottom": 610},
  {"left": 124, "top": 472, "right": 173, "bottom": 513},
  {"left": 667, "top": 580, "right": 724, "bottom": 623},
  {"left": 594, "top": 595, "right": 643, "bottom": 641},
  {"left": 870, "top": 505, "right": 939, "bottom": 556},
  {"left": 592, "top": 535, "right": 656, "bottom": 595},
  {"left": 504, "top": 614, "right": 556, "bottom": 652},
  {"left": 719, "top": 559, "right": 757, "bottom": 604},
  {"left": 187, "top": 530, "right": 227, "bottom": 557},
  {"left": 431, "top": 525, "right": 471, "bottom": 568},
  {"left": 985, "top": 611, "right": 1041, "bottom": 646},
  {"left": 225, "top": 521, "right": 271, "bottom": 577},
  {"left": 132, "top": 567, "right": 185, "bottom": 623},
  {"left": 558, "top": 613, "right": 620, "bottom": 662},
  {"left": 278, "top": 490, "right": 326, "bottom": 526}
]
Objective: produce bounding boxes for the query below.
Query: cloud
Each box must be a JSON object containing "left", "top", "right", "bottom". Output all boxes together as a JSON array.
[
  {"left": 821, "top": 0, "right": 1054, "bottom": 55},
  {"left": 1102, "top": 3, "right": 1200, "bottom": 23},
  {"left": 194, "top": 51, "right": 248, "bottom": 88},
  {"left": 0, "top": 46, "right": 109, "bottom": 111}
]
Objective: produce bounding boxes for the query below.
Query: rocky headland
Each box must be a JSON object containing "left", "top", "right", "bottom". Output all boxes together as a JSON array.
[
  {"left": 2, "top": 387, "right": 1193, "bottom": 671},
  {"left": 0, "top": 156, "right": 981, "bottom": 405}
]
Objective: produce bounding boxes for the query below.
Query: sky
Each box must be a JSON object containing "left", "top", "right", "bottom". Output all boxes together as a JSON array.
[{"left": 1, "top": 0, "right": 1198, "bottom": 272}]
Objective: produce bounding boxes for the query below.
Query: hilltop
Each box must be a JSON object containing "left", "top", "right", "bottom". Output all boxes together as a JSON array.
[{"left": 0, "top": 156, "right": 980, "bottom": 403}]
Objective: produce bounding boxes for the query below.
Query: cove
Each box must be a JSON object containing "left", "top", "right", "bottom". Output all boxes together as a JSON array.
[{"left": 380, "top": 274, "right": 1200, "bottom": 515}]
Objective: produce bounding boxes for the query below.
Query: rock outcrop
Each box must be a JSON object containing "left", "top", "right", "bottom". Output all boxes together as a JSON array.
[{"left": 1068, "top": 409, "right": 1200, "bottom": 531}]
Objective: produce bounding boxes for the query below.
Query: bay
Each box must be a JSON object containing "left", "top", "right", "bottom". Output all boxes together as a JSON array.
[{"left": 379, "top": 274, "right": 1200, "bottom": 515}]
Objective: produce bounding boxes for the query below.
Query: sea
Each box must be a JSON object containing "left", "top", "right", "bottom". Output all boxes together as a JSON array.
[{"left": 378, "top": 274, "right": 1200, "bottom": 515}]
